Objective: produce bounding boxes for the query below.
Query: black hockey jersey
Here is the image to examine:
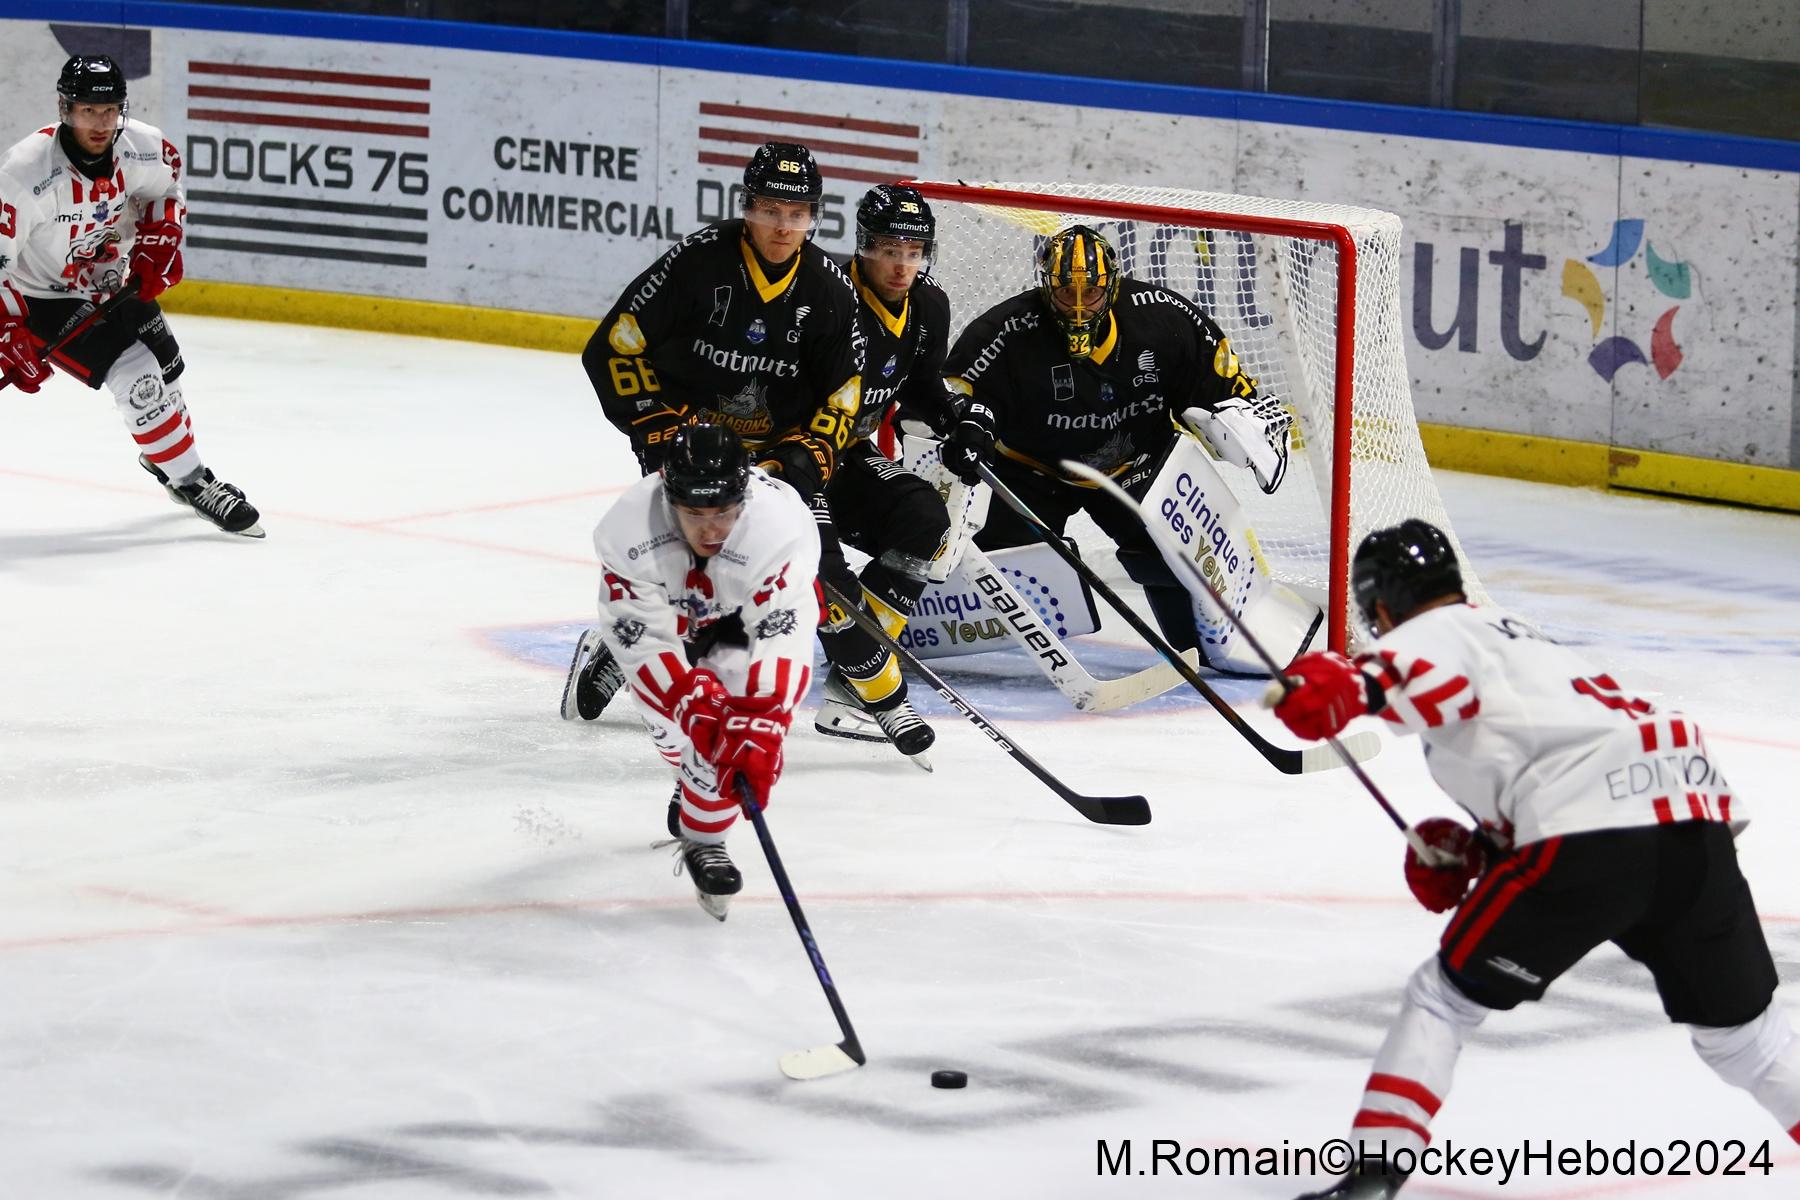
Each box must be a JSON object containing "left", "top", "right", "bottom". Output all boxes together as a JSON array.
[
  {"left": 586, "top": 219, "right": 865, "bottom": 479},
  {"left": 943, "top": 279, "right": 1257, "bottom": 479},
  {"left": 844, "top": 258, "right": 956, "bottom": 441}
]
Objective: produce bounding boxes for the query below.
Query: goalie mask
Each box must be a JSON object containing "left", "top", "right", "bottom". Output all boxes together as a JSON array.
[
  {"left": 1351, "top": 519, "right": 1464, "bottom": 630},
  {"left": 57, "top": 54, "right": 128, "bottom": 152},
  {"left": 1037, "top": 225, "right": 1121, "bottom": 358}
]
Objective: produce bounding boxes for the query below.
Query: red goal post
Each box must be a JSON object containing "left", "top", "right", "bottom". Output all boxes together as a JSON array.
[{"left": 903, "top": 179, "right": 1485, "bottom": 653}]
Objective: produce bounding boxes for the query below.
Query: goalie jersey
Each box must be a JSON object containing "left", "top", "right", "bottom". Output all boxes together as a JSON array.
[
  {"left": 943, "top": 278, "right": 1257, "bottom": 479},
  {"left": 0, "top": 118, "right": 185, "bottom": 304},
  {"left": 1360, "top": 603, "right": 1738, "bottom": 851},
  {"left": 593, "top": 466, "right": 821, "bottom": 717}
]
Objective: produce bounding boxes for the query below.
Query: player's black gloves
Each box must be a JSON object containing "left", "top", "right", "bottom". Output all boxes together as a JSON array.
[{"left": 940, "top": 402, "right": 995, "bottom": 485}]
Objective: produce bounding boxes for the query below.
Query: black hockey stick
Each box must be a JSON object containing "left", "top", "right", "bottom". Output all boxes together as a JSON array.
[
  {"left": 974, "top": 461, "right": 1379, "bottom": 777},
  {"left": 1067, "top": 462, "right": 1440, "bottom": 859},
  {"left": 0, "top": 280, "right": 141, "bottom": 394},
  {"left": 821, "top": 581, "right": 1152, "bottom": 826},
  {"left": 735, "top": 775, "right": 867, "bottom": 1080}
]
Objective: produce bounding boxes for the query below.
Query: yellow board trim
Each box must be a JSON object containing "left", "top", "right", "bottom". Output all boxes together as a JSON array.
[
  {"left": 1420, "top": 423, "right": 1800, "bottom": 515},
  {"left": 159, "top": 281, "right": 1799, "bottom": 515}
]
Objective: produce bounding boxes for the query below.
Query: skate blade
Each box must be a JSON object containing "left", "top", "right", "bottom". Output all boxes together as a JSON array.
[
  {"left": 907, "top": 751, "right": 933, "bottom": 773},
  {"left": 814, "top": 702, "right": 888, "bottom": 743},
  {"left": 560, "top": 635, "right": 593, "bottom": 720},
  {"left": 230, "top": 521, "right": 267, "bottom": 539},
  {"left": 697, "top": 891, "right": 731, "bottom": 922}
]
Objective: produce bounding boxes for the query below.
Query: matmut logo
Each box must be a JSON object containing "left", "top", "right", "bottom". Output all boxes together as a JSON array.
[{"left": 695, "top": 100, "right": 920, "bottom": 187}]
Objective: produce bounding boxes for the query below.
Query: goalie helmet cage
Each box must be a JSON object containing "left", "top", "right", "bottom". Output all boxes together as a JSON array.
[{"left": 906, "top": 179, "right": 1487, "bottom": 653}]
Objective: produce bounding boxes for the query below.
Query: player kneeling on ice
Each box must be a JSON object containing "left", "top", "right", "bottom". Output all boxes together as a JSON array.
[
  {"left": 1272, "top": 519, "right": 1800, "bottom": 1199},
  {"left": 585, "top": 424, "right": 820, "bottom": 921},
  {"left": 941, "top": 223, "right": 1299, "bottom": 673},
  {"left": 0, "top": 55, "right": 261, "bottom": 536}
]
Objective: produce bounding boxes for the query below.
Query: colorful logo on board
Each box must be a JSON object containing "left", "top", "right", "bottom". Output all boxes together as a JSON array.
[{"left": 1560, "top": 220, "right": 1690, "bottom": 382}]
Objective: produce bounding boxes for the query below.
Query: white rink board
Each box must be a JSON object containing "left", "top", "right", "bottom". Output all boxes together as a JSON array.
[{"left": 0, "top": 13, "right": 1794, "bottom": 470}]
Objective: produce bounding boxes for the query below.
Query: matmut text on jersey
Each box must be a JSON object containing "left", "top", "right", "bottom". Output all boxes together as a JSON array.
[
  {"left": 0, "top": 118, "right": 185, "bottom": 303},
  {"left": 593, "top": 219, "right": 864, "bottom": 448}
]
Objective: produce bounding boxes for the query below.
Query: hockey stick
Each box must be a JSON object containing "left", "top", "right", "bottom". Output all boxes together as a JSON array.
[
  {"left": 0, "top": 280, "right": 141, "bottom": 395},
  {"left": 973, "top": 461, "right": 1380, "bottom": 777},
  {"left": 822, "top": 581, "right": 1152, "bottom": 826},
  {"left": 735, "top": 775, "right": 867, "bottom": 1081},
  {"left": 1066, "top": 461, "right": 1439, "bottom": 859},
  {"left": 963, "top": 546, "right": 1199, "bottom": 712}
]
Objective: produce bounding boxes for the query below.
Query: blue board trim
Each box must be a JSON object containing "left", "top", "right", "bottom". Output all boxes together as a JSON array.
[{"left": 15, "top": 0, "right": 1799, "bottom": 173}]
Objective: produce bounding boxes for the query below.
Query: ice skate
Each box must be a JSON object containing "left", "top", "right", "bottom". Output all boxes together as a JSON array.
[
  {"left": 139, "top": 454, "right": 264, "bottom": 538},
  {"left": 1295, "top": 1160, "right": 1408, "bottom": 1199},
  {"left": 814, "top": 668, "right": 935, "bottom": 771},
  {"left": 676, "top": 838, "right": 742, "bottom": 922},
  {"left": 561, "top": 627, "right": 624, "bottom": 720}
]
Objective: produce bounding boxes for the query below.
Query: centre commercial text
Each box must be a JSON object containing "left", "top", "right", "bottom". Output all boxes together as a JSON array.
[{"left": 440, "top": 136, "right": 678, "bottom": 239}]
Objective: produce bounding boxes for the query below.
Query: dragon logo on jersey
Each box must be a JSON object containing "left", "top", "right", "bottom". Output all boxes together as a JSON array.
[
  {"left": 611, "top": 617, "right": 646, "bottom": 649},
  {"left": 716, "top": 378, "right": 767, "bottom": 419},
  {"left": 755, "top": 608, "right": 798, "bottom": 639},
  {"left": 1078, "top": 431, "right": 1137, "bottom": 473},
  {"left": 1561, "top": 219, "right": 1690, "bottom": 382}
]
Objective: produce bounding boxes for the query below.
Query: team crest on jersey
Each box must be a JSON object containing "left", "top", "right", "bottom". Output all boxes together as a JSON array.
[
  {"left": 1051, "top": 363, "right": 1074, "bottom": 403},
  {"left": 746, "top": 318, "right": 768, "bottom": 345},
  {"left": 93, "top": 200, "right": 111, "bottom": 223},
  {"left": 755, "top": 609, "right": 798, "bottom": 639},
  {"left": 611, "top": 617, "right": 646, "bottom": 649},
  {"left": 880, "top": 353, "right": 898, "bottom": 379},
  {"left": 717, "top": 378, "right": 766, "bottom": 418},
  {"left": 1098, "top": 382, "right": 1115, "bottom": 405}
]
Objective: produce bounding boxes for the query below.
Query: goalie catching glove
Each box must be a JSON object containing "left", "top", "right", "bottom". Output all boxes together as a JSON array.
[
  {"left": 1404, "top": 817, "right": 1487, "bottom": 912},
  {"left": 1181, "top": 395, "right": 1291, "bottom": 493}
]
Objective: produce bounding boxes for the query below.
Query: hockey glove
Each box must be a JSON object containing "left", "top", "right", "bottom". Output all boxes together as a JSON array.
[
  {"left": 0, "top": 314, "right": 50, "bottom": 394},
  {"left": 940, "top": 402, "right": 996, "bottom": 485},
  {"left": 1404, "top": 818, "right": 1487, "bottom": 913},
  {"left": 630, "top": 409, "right": 686, "bottom": 475},
  {"left": 671, "top": 667, "right": 730, "bottom": 762},
  {"left": 1181, "top": 396, "right": 1291, "bottom": 493},
  {"left": 128, "top": 219, "right": 185, "bottom": 302},
  {"left": 757, "top": 433, "right": 832, "bottom": 499},
  {"left": 711, "top": 694, "right": 790, "bottom": 810},
  {"left": 1268, "top": 650, "right": 1382, "bottom": 740}
]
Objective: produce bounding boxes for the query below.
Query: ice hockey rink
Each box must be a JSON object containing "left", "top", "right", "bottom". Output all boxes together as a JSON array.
[{"left": 3, "top": 315, "right": 1797, "bottom": 1199}]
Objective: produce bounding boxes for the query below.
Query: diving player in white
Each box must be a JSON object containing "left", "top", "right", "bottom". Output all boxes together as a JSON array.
[
  {"left": 584, "top": 423, "right": 821, "bottom": 920},
  {"left": 0, "top": 54, "right": 261, "bottom": 535},
  {"left": 1272, "top": 519, "right": 1800, "bottom": 1197}
]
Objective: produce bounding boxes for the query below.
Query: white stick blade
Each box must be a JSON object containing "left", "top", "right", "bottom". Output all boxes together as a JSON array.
[
  {"left": 1080, "top": 649, "right": 1201, "bottom": 712},
  {"left": 1300, "top": 731, "right": 1383, "bottom": 773},
  {"left": 779, "top": 1043, "right": 864, "bottom": 1081}
]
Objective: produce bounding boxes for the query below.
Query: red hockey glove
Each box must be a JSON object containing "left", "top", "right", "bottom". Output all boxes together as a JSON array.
[
  {"left": 671, "top": 668, "right": 729, "bottom": 761},
  {"left": 710, "top": 694, "right": 791, "bottom": 810},
  {"left": 0, "top": 314, "right": 50, "bottom": 394},
  {"left": 1270, "top": 650, "right": 1373, "bottom": 740},
  {"left": 1404, "top": 818, "right": 1487, "bottom": 913},
  {"left": 128, "top": 219, "right": 184, "bottom": 302}
]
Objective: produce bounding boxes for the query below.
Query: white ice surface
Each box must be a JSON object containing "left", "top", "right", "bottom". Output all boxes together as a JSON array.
[{"left": 3, "top": 316, "right": 1798, "bottom": 1198}]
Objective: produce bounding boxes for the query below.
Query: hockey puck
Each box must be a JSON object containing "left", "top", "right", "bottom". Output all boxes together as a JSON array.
[{"left": 930, "top": 1069, "right": 968, "bottom": 1089}]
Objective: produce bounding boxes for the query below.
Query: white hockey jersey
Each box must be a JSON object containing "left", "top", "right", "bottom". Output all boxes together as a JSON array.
[
  {"left": 593, "top": 467, "right": 821, "bottom": 719},
  {"left": 0, "top": 118, "right": 185, "bottom": 312},
  {"left": 1358, "top": 603, "right": 1737, "bottom": 850}
]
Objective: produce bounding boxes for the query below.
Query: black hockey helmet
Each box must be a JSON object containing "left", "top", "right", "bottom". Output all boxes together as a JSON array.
[
  {"left": 742, "top": 141, "right": 823, "bottom": 209},
  {"left": 856, "top": 184, "right": 935, "bottom": 264},
  {"left": 1037, "top": 224, "right": 1121, "bottom": 358},
  {"left": 663, "top": 423, "right": 751, "bottom": 509},
  {"left": 1352, "top": 519, "right": 1465, "bottom": 629},
  {"left": 58, "top": 54, "right": 128, "bottom": 110}
]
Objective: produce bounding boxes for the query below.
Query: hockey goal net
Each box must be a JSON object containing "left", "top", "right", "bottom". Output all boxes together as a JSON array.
[{"left": 907, "top": 179, "right": 1485, "bottom": 653}]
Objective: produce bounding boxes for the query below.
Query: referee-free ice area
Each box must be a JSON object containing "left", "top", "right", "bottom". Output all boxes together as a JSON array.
[{"left": 3, "top": 316, "right": 1798, "bottom": 1199}]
